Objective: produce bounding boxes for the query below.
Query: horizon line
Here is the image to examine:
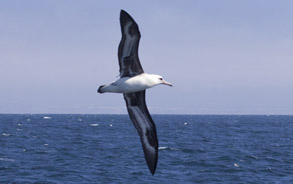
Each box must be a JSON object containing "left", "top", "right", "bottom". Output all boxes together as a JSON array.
[{"left": 1, "top": 113, "right": 293, "bottom": 116}]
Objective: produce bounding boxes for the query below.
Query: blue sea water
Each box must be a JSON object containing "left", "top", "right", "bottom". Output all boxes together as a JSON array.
[{"left": 1, "top": 114, "right": 293, "bottom": 184}]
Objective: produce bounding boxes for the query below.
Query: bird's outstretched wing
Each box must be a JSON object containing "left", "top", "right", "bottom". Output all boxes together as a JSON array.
[
  {"left": 123, "top": 90, "right": 158, "bottom": 175},
  {"left": 118, "top": 10, "right": 144, "bottom": 77}
]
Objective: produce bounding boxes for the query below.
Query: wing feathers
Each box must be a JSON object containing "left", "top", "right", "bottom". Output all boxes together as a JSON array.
[
  {"left": 118, "top": 10, "right": 144, "bottom": 77},
  {"left": 123, "top": 91, "right": 158, "bottom": 175},
  {"left": 119, "top": 10, "right": 157, "bottom": 175}
]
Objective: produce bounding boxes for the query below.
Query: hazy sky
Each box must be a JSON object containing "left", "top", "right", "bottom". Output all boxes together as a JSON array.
[{"left": 1, "top": 0, "right": 293, "bottom": 114}]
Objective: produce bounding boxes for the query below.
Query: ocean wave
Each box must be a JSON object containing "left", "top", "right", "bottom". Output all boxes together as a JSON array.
[
  {"left": 90, "top": 124, "right": 99, "bottom": 127},
  {"left": 159, "top": 146, "right": 168, "bottom": 150},
  {"left": 0, "top": 158, "right": 15, "bottom": 162}
]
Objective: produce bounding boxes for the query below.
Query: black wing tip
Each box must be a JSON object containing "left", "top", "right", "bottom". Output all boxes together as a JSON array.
[
  {"left": 150, "top": 165, "right": 157, "bottom": 175},
  {"left": 120, "top": 9, "right": 127, "bottom": 15},
  {"left": 145, "top": 148, "right": 158, "bottom": 175},
  {"left": 120, "top": 9, "right": 136, "bottom": 25},
  {"left": 148, "top": 162, "right": 157, "bottom": 175},
  {"left": 120, "top": 9, "right": 131, "bottom": 18}
]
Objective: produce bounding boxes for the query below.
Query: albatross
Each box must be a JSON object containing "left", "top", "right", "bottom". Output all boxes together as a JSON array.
[{"left": 97, "top": 10, "right": 172, "bottom": 175}]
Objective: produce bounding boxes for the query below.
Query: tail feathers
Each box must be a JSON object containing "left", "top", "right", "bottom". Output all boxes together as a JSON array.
[{"left": 97, "top": 85, "right": 106, "bottom": 93}]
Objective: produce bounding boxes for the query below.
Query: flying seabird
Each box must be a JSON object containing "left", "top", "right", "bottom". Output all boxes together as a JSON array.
[{"left": 97, "top": 10, "right": 172, "bottom": 175}]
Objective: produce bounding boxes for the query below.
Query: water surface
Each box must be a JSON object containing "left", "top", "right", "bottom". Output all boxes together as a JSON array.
[{"left": 1, "top": 114, "right": 293, "bottom": 183}]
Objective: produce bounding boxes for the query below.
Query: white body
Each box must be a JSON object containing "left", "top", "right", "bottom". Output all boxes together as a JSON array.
[{"left": 99, "top": 73, "right": 172, "bottom": 93}]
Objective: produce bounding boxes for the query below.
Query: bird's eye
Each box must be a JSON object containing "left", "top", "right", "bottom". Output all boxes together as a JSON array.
[{"left": 159, "top": 78, "right": 163, "bottom": 80}]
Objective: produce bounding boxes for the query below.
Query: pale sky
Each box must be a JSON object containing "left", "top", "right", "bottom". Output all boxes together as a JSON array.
[{"left": 1, "top": 0, "right": 293, "bottom": 114}]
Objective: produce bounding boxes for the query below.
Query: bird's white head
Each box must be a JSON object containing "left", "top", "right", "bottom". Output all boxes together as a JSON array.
[{"left": 150, "top": 74, "right": 173, "bottom": 87}]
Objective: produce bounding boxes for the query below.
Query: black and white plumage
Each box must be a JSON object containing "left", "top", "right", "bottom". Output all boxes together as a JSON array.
[
  {"left": 118, "top": 10, "right": 143, "bottom": 78},
  {"left": 98, "top": 10, "right": 172, "bottom": 175}
]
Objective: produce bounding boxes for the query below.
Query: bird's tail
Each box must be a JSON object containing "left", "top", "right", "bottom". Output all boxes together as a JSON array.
[{"left": 97, "top": 85, "right": 106, "bottom": 93}]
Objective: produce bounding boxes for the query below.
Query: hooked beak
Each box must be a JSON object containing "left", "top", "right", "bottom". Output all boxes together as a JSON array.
[{"left": 162, "top": 80, "right": 173, "bottom": 87}]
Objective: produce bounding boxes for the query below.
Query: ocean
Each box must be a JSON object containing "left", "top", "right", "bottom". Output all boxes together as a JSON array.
[{"left": 0, "top": 114, "right": 293, "bottom": 183}]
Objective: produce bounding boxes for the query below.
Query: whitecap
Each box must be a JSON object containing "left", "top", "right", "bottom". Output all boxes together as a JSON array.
[
  {"left": 78, "top": 118, "right": 83, "bottom": 122},
  {"left": 184, "top": 122, "right": 188, "bottom": 125},
  {"left": 44, "top": 144, "right": 49, "bottom": 146},
  {"left": 267, "top": 167, "right": 273, "bottom": 172},
  {"left": 159, "top": 146, "right": 168, "bottom": 150},
  {"left": 2, "top": 133, "right": 10, "bottom": 136},
  {"left": 109, "top": 124, "right": 113, "bottom": 127},
  {"left": 43, "top": 116, "right": 52, "bottom": 119},
  {"left": 234, "top": 163, "right": 240, "bottom": 167},
  {"left": 0, "top": 158, "right": 15, "bottom": 162},
  {"left": 90, "top": 124, "right": 99, "bottom": 127},
  {"left": 17, "top": 123, "right": 22, "bottom": 126}
]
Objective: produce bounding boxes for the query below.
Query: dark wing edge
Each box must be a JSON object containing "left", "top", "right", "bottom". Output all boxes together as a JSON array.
[
  {"left": 123, "top": 90, "right": 158, "bottom": 175},
  {"left": 118, "top": 10, "right": 144, "bottom": 77}
]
